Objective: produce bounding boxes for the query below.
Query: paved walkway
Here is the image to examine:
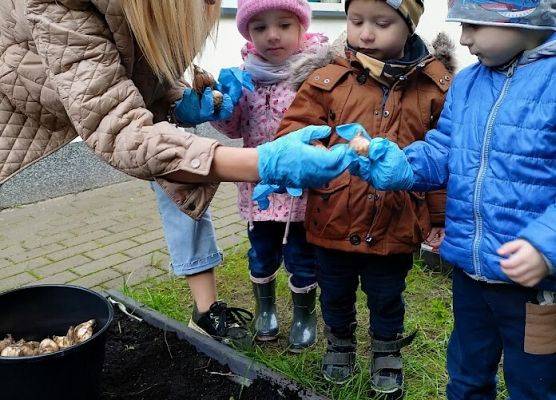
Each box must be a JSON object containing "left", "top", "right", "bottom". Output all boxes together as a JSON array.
[{"left": 0, "top": 181, "right": 246, "bottom": 293}]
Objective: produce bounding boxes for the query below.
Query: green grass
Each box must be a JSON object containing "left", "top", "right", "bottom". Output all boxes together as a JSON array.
[{"left": 124, "top": 246, "right": 507, "bottom": 400}]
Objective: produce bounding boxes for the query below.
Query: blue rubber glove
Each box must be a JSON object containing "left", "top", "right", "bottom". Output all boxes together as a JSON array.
[
  {"left": 335, "top": 123, "right": 415, "bottom": 190},
  {"left": 256, "top": 125, "right": 358, "bottom": 189},
  {"left": 217, "top": 67, "right": 254, "bottom": 105},
  {"left": 252, "top": 185, "right": 302, "bottom": 210},
  {"left": 174, "top": 87, "right": 234, "bottom": 125},
  {"left": 174, "top": 68, "right": 253, "bottom": 125}
]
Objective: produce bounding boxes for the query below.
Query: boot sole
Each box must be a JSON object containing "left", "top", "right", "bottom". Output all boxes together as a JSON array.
[
  {"left": 322, "top": 371, "right": 353, "bottom": 385},
  {"left": 254, "top": 334, "right": 279, "bottom": 342},
  {"left": 287, "top": 339, "right": 317, "bottom": 354},
  {"left": 370, "top": 387, "right": 402, "bottom": 394},
  {"left": 369, "top": 387, "right": 404, "bottom": 400}
]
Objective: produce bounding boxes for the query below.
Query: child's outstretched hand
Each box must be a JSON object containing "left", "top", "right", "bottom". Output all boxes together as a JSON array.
[
  {"left": 335, "top": 123, "right": 415, "bottom": 190},
  {"left": 425, "top": 227, "right": 445, "bottom": 251},
  {"left": 498, "top": 239, "right": 549, "bottom": 287}
]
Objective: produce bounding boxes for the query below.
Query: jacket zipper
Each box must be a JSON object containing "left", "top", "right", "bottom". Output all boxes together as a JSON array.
[
  {"left": 471, "top": 62, "right": 517, "bottom": 278},
  {"left": 380, "top": 86, "right": 389, "bottom": 114},
  {"left": 264, "top": 88, "right": 275, "bottom": 127},
  {"left": 265, "top": 92, "right": 271, "bottom": 111},
  {"left": 364, "top": 191, "right": 380, "bottom": 245}
]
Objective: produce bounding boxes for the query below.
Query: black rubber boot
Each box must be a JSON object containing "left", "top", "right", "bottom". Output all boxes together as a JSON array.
[
  {"left": 189, "top": 301, "right": 254, "bottom": 349},
  {"left": 288, "top": 287, "right": 317, "bottom": 353},
  {"left": 322, "top": 323, "right": 357, "bottom": 384},
  {"left": 369, "top": 331, "right": 417, "bottom": 399},
  {"left": 252, "top": 280, "right": 279, "bottom": 341}
]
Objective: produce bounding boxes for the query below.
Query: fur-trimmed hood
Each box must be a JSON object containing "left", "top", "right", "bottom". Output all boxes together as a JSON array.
[{"left": 288, "top": 32, "right": 457, "bottom": 90}]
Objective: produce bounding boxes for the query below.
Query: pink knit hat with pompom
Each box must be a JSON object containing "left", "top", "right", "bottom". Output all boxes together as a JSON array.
[{"left": 236, "top": 0, "right": 312, "bottom": 41}]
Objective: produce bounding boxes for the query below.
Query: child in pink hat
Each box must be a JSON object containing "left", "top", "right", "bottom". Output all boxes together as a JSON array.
[
  {"left": 236, "top": 0, "right": 312, "bottom": 41},
  {"left": 211, "top": 0, "right": 326, "bottom": 352}
]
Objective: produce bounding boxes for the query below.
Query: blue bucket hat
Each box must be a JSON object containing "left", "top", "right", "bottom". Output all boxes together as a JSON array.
[{"left": 447, "top": 0, "right": 556, "bottom": 31}]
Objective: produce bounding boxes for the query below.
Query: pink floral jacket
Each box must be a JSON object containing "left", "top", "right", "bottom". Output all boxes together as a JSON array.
[{"left": 211, "top": 34, "right": 327, "bottom": 224}]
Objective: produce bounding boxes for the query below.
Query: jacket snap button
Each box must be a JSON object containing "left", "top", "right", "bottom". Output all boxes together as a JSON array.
[
  {"left": 314, "top": 76, "right": 320, "bottom": 80},
  {"left": 349, "top": 234, "right": 361, "bottom": 246},
  {"left": 365, "top": 234, "right": 373, "bottom": 244},
  {"left": 323, "top": 78, "right": 330, "bottom": 84},
  {"left": 383, "top": 110, "right": 390, "bottom": 118},
  {"left": 190, "top": 158, "right": 201, "bottom": 168},
  {"left": 444, "top": 75, "right": 451, "bottom": 81},
  {"left": 440, "top": 79, "right": 445, "bottom": 85},
  {"left": 374, "top": 110, "right": 380, "bottom": 116}
]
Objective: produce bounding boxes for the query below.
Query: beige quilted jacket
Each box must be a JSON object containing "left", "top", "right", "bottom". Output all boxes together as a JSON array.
[{"left": 0, "top": 0, "right": 220, "bottom": 219}]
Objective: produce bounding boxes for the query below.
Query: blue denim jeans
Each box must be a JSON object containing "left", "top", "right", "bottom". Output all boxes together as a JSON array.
[
  {"left": 447, "top": 267, "right": 556, "bottom": 400},
  {"left": 247, "top": 221, "right": 317, "bottom": 291},
  {"left": 152, "top": 182, "right": 222, "bottom": 276},
  {"left": 315, "top": 248, "right": 412, "bottom": 339}
]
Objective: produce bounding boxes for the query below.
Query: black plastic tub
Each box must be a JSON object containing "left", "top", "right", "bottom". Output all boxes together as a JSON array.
[{"left": 0, "top": 285, "right": 114, "bottom": 400}]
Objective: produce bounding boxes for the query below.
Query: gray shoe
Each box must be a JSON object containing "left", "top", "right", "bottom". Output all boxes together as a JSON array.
[
  {"left": 288, "top": 287, "right": 317, "bottom": 353},
  {"left": 369, "top": 331, "right": 417, "bottom": 398},
  {"left": 252, "top": 280, "right": 279, "bottom": 341},
  {"left": 322, "top": 324, "right": 357, "bottom": 384}
]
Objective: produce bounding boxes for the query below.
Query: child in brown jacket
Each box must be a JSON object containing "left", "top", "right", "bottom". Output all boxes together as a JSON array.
[{"left": 274, "top": 0, "right": 455, "bottom": 396}]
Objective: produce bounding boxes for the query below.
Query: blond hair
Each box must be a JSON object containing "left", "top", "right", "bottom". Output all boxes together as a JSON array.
[{"left": 121, "top": 0, "right": 221, "bottom": 82}]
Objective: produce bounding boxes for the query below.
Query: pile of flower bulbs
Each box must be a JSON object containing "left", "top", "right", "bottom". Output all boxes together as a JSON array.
[{"left": 0, "top": 319, "right": 95, "bottom": 357}]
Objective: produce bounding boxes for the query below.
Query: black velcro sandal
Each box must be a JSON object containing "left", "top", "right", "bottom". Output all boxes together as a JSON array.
[
  {"left": 369, "top": 331, "right": 417, "bottom": 398},
  {"left": 322, "top": 326, "right": 357, "bottom": 384}
]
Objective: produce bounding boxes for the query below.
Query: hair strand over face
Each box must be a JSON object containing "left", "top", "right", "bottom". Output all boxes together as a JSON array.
[{"left": 121, "top": 0, "right": 221, "bottom": 82}]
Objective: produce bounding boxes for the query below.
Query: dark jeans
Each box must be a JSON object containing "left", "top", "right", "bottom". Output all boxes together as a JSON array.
[
  {"left": 447, "top": 268, "right": 556, "bottom": 400},
  {"left": 315, "top": 247, "right": 412, "bottom": 339},
  {"left": 248, "top": 221, "right": 317, "bottom": 289}
]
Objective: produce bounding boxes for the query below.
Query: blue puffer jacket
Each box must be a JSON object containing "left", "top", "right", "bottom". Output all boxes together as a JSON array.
[{"left": 405, "top": 33, "right": 556, "bottom": 290}]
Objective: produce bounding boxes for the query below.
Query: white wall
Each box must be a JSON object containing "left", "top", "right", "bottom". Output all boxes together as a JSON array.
[{"left": 196, "top": 1, "right": 478, "bottom": 77}]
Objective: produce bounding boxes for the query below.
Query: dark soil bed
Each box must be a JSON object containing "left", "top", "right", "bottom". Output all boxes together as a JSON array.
[{"left": 101, "top": 310, "right": 301, "bottom": 400}]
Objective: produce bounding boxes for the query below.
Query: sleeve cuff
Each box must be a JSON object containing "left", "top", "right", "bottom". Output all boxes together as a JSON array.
[{"left": 543, "top": 253, "right": 555, "bottom": 275}]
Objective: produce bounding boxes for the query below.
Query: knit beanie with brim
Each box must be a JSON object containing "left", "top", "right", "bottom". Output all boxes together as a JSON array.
[
  {"left": 344, "top": 0, "right": 424, "bottom": 33},
  {"left": 236, "top": 0, "right": 312, "bottom": 41},
  {"left": 447, "top": 0, "right": 556, "bottom": 31}
]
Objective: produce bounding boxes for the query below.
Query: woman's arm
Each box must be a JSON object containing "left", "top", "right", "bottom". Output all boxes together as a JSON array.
[
  {"left": 164, "top": 147, "right": 259, "bottom": 183},
  {"left": 26, "top": 0, "right": 219, "bottom": 182}
]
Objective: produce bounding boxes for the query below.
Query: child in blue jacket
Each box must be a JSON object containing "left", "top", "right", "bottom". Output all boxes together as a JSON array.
[{"left": 348, "top": 0, "right": 556, "bottom": 398}]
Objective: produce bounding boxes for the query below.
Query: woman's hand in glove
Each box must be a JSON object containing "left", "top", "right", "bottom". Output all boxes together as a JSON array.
[{"left": 256, "top": 125, "right": 358, "bottom": 189}]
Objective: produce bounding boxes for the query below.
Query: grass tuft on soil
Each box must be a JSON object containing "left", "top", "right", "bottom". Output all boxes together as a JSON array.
[{"left": 125, "top": 245, "right": 507, "bottom": 400}]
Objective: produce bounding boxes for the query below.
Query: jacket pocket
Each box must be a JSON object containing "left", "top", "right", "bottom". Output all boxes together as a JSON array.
[
  {"left": 409, "top": 191, "right": 431, "bottom": 240},
  {"left": 307, "top": 171, "right": 351, "bottom": 239},
  {"left": 524, "top": 302, "right": 556, "bottom": 355},
  {"left": 386, "top": 191, "right": 429, "bottom": 246}
]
